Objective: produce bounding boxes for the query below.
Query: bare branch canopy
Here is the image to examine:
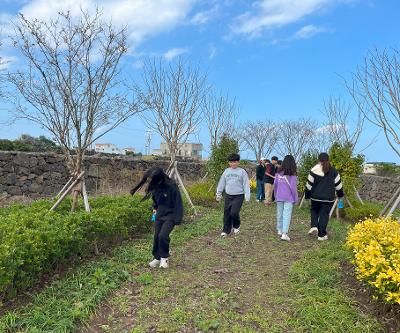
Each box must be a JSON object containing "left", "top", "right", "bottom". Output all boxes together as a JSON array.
[
  {"left": 7, "top": 8, "right": 142, "bottom": 173},
  {"left": 137, "top": 57, "right": 208, "bottom": 163},
  {"left": 347, "top": 48, "right": 400, "bottom": 158}
]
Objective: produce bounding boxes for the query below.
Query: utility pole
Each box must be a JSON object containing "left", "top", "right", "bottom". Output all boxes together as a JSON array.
[{"left": 145, "top": 130, "right": 152, "bottom": 156}]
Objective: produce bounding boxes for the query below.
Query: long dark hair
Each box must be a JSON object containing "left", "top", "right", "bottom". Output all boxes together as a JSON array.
[
  {"left": 280, "top": 155, "right": 297, "bottom": 176},
  {"left": 318, "top": 152, "right": 331, "bottom": 174},
  {"left": 130, "top": 167, "right": 174, "bottom": 201}
]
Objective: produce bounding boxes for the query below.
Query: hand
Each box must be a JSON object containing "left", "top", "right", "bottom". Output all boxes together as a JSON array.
[{"left": 216, "top": 196, "right": 222, "bottom": 202}]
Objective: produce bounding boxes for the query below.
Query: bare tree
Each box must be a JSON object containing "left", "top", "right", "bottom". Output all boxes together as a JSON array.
[
  {"left": 275, "top": 118, "right": 316, "bottom": 162},
  {"left": 204, "top": 90, "right": 238, "bottom": 149},
  {"left": 240, "top": 119, "right": 278, "bottom": 161},
  {"left": 347, "top": 48, "right": 400, "bottom": 158},
  {"left": 7, "top": 9, "right": 142, "bottom": 209},
  {"left": 323, "top": 96, "right": 364, "bottom": 153},
  {"left": 138, "top": 57, "right": 208, "bottom": 164}
]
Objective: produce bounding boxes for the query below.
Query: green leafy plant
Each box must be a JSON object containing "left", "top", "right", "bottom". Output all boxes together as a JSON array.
[
  {"left": 329, "top": 142, "right": 364, "bottom": 199},
  {"left": 206, "top": 134, "right": 239, "bottom": 185},
  {"left": 297, "top": 150, "right": 319, "bottom": 194}
]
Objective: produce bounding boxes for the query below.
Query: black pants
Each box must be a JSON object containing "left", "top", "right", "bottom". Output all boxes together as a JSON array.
[
  {"left": 223, "top": 194, "right": 244, "bottom": 234},
  {"left": 310, "top": 200, "right": 334, "bottom": 237},
  {"left": 152, "top": 219, "right": 175, "bottom": 260}
]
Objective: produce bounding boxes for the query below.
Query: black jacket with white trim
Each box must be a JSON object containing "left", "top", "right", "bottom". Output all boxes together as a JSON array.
[{"left": 304, "top": 164, "right": 344, "bottom": 202}]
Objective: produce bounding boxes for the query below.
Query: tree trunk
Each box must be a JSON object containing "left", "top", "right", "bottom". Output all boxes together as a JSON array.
[{"left": 70, "top": 185, "right": 80, "bottom": 212}]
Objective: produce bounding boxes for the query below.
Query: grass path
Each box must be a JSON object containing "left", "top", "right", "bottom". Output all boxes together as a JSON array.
[{"left": 79, "top": 201, "right": 383, "bottom": 333}]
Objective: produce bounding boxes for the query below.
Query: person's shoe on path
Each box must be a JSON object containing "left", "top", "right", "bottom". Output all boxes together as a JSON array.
[
  {"left": 221, "top": 232, "right": 228, "bottom": 237},
  {"left": 318, "top": 235, "right": 328, "bottom": 241},
  {"left": 277, "top": 230, "right": 283, "bottom": 236},
  {"left": 149, "top": 259, "right": 160, "bottom": 268},
  {"left": 160, "top": 258, "right": 169, "bottom": 268},
  {"left": 308, "top": 227, "right": 318, "bottom": 235},
  {"left": 281, "top": 233, "right": 290, "bottom": 241},
  {"left": 233, "top": 228, "right": 240, "bottom": 235}
]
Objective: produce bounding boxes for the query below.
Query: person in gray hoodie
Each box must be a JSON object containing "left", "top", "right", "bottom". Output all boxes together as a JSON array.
[{"left": 216, "top": 153, "right": 250, "bottom": 237}]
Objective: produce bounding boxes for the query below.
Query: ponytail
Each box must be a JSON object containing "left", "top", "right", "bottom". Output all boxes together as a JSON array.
[
  {"left": 318, "top": 152, "right": 330, "bottom": 174},
  {"left": 321, "top": 160, "right": 331, "bottom": 174}
]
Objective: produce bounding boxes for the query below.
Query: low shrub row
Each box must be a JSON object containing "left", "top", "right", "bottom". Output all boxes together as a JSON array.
[
  {"left": 346, "top": 217, "right": 400, "bottom": 304},
  {"left": 187, "top": 182, "right": 218, "bottom": 208},
  {"left": 187, "top": 179, "right": 256, "bottom": 209},
  {"left": 0, "top": 195, "right": 152, "bottom": 299},
  {"left": 344, "top": 201, "right": 383, "bottom": 221},
  {"left": 344, "top": 201, "right": 400, "bottom": 222}
]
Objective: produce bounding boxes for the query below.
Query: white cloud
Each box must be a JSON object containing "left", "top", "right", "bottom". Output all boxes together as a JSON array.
[
  {"left": 293, "top": 24, "right": 329, "bottom": 39},
  {"left": 0, "top": 56, "right": 18, "bottom": 70},
  {"left": 132, "top": 60, "right": 144, "bottom": 69},
  {"left": 209, "top": 44, "right": 217, "bottom": 59},
  {"left": 231, "top": 0, "right": 350, "bottom": 38},
  {"left": 315, "top": 124, "right": 346, "bottom": 133},
  {"left": 163, "top": 47, "right": 189, "bottom": 61},
  {"left": 16, "top": 0, "right": 197, "bottom": 47},
  {"left": 189, "top": 5, "right": 218, "bottom": 25}
]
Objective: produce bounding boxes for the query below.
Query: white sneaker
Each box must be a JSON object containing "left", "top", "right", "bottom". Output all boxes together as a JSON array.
[
  {"left": 318, "top": 235, "right": 328, "bottom": 241},
  {"left": 149, "top": 259, "right": 160, "bottom": 268},
  {"left": 277, "top": 230, "right": 283, "bottom": 236},
  {"left": 160, "top": 257, "right": 169, "bottom": 268},
  {"left": 220, "top": 232, "right": 228, "bottom": 237},
  {"left": 308, "top": 227, "right": 318, "bottom": 235},
  {"left": 233, "top": 228, "right": 240, "bottom": 235},
  {"left": 281, "top": 233, "right": 290, "bottom": 241}
]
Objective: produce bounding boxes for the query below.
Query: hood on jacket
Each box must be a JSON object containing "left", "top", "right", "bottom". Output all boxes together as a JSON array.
[{"left": 311, "top": 164, "right": 325, "bottom": 177}]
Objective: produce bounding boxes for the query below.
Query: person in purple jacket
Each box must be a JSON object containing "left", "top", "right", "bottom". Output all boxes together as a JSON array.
[{"left": 274, "top": 155, "right": 298, "bottom": 241}]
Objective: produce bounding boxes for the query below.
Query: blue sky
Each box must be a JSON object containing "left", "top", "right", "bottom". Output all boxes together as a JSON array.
[{"left": 0, "top": 0, "right": 399, "bottom": 162}]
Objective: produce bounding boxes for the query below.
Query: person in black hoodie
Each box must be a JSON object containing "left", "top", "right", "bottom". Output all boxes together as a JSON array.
[
  {"left": 130, "top": 167, "right": 183, "bottom": 268},
  {"left": 304, "top": 153, "right": 344, "bottom": 241},
  {"left": 255, "top": 158, "right": 266, "bottom": 201}
]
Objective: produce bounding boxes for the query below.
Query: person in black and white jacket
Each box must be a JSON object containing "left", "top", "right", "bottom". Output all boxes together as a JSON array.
[{"left": 304, "top": 152, "right": 344, "bottom": 241}]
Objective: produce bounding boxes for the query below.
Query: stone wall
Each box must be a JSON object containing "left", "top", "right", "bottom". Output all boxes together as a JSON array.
[
  {"left": 0, "top": 151, "right": 205, "bottom": 201},
  {"left": 359, "top": 174, "right": 400, "bottom": 204}
]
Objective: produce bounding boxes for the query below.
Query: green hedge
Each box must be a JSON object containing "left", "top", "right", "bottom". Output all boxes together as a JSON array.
[
  {"left": 0, "top": 195, "right": 152, "bottom": 298},
  {"left": 187, "top": 182, "right": 218, "bottom": 208},
  {"left": 344, "top": 201, "right": 400, "bottom": 222}
]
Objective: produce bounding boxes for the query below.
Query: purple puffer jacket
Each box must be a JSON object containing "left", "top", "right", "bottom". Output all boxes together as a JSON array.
[{"left": 274, "top": 172, "right": 298, "bottom": 203}]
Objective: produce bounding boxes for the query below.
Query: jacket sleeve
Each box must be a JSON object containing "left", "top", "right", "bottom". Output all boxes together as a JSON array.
[
  {"left": 172, "top": 185, "right": 184, "bottom": 225},
  {"left": 334, "top": 171, "right": 344, "bottom": 198},
  {"left": 216, "top": 170, "right": 226, "bottom": 198},
  {"left": 274, "top": 174, "right": 279, "bottom": 196},
  {"left": 304, "top": 171, "right": 314, "bottom": 199},
  {"left": 243, "top": 170, "right": 251, "bottom": 202},
  {"left": 152, "top": 193, "right": 158, "bottom": 210},
  {"left": 292, "top": 176, "right": 299, "bottom": 203}
]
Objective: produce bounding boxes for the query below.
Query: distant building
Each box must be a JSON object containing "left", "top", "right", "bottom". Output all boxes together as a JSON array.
[
  {"left": 95, "top": 144, "right": 135, "bottom": 155},
  {"left": 121, "top": 147, "right": 135, "bottom": 155},
  {"left": 152, "top": 142, "right": 203, "bottom": 160},
  {"left": 363, "top": 163, "right": 377, "bottom": 175}
]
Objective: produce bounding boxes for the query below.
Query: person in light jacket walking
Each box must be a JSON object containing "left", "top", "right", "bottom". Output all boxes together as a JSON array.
[{"left": 274, "top": 155, "right": 298, "bottom": 241}]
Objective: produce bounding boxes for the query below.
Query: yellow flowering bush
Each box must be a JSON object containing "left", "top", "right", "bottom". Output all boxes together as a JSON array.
[
  {"left": 249, "top": 179, "right": 257, "bottom": 192},
  {"left": 346, "top": 217, "right": 400, "bottom": 304}
]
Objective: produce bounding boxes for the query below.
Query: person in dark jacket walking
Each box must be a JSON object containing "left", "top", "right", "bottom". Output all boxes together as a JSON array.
[
  {"left": 264, "top": 156, "right": 278, "bottom": 204},
  {"left": 304, "top": 153, "right": 344, "bottom": 241},
  {"left": 130, "top": 167, "right": 183, "bottom": 268},
  {"left": 255, "top": 158, "right": 266, "bottom": 201}
]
